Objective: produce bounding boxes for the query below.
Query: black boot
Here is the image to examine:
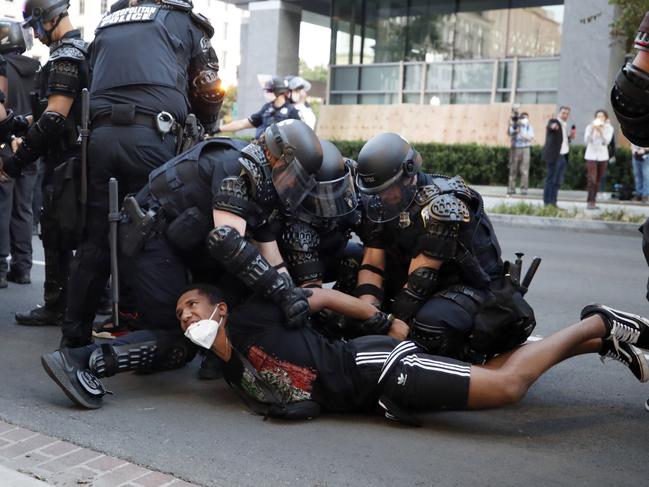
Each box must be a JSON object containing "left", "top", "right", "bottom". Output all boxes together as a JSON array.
[{"left": 15, "top": 305, "right": 63, "bottom": 326}]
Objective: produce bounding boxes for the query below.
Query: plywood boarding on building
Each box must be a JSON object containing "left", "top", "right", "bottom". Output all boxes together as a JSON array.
[{"left": 317, "top": 103, "right": 557, "bottom": 146}]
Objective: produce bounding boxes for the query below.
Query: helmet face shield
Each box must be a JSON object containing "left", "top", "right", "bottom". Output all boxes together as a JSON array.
[
  {"left": 271, "top": 156, "right": 317, "bottom": 212},
  {"left": 359, "top": 172, "right": 417, "bottom": 223},
  {"left": 301, "top": 166, "right": 358, "bottom": 219}
]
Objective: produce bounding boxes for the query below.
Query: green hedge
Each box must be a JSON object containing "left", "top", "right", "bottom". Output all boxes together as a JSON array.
[{"left": 331, "top": 141, "right": 634, "bottom": 191}]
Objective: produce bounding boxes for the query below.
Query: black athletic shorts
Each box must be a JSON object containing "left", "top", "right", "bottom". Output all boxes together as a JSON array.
[{"left": 351, "top": 338, "right": 471, "bottom": 412}]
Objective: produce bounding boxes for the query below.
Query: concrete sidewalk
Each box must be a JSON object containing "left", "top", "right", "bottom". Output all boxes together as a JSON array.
[
  {"left": 0, "top": 465, "right": 52, "bottom": 487},
  {"left": 473, "top": 185, "right": 648, "bottom": 235},
  {"left": 0, "top": 420, "right": 200, "bottom": 487},
  {"left": 474, "top": 185, "right": 649, "bottom": 217}
]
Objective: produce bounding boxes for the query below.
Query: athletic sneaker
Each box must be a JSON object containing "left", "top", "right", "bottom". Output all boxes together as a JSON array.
[
  {"left": 41, "top": 349, "right": 107, "bottom": 409},
  {"left": 599, "top": 340, "right": 649, "bottom": 383},
  {"left": 581, "top": 303, "right": 649, "bottom": 350},
  {"left": 92, "top": 311, "right": 139, "bottom": 339}
]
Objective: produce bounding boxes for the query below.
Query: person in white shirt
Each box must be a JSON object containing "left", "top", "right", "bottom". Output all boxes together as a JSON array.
[
  {"left": 286, "top": 76, "right": 316, "bottom": 130},
  {"left": 584, "top": 110, "right": 614, "bottom": 209}
]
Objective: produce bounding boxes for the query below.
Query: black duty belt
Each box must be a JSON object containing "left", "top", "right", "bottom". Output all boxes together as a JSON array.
[
  {"left": 92, "top": 112, "right": 159, "bottom": 130},
  {"left": 91, "top": 110, "right": 180, "bottom": 138}
]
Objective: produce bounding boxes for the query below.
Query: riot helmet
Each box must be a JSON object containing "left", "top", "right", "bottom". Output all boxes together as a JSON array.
[
  {"left": 299, "top": 139, "right": 357, "bottom": 219},
  {"left": 264, "top": 119, "right": 323, "bottom": 212},
  {"left": 0, "top": 19, "right": 33, "bottom": 54},
  {"left": 356, "top": 132, "right": 422, "bottom": 223},
  {"left": 286, "top": 75, "right": 312, "bottom": 92},
  {"left": 22, "top": 0, "right": 70, "bottom": 45},
  {"left": 264, "top": 76, "right": 289, "bottom": 96}
]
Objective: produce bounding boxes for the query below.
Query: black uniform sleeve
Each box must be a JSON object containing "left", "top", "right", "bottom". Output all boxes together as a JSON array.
[
  {"left": 47, "top": 59, "right": 81, "bottom": 97},
  {"left": 0, "top": 55, "right": 6, "bottom": 77},
  {"left": 280, "top": 220, "right": 324, "bottom": 284},
  {"left": 248, "top": 106, "right": 265, "bottom": 128},
  {"left": 186, "top": 18, "right": 223, "bottom": 133},
  {"left": 288, "top": 105, "right": 301, "bottom": 120},
  {"left": 212, "top": 171, "right": 256, "bottom": 219}
]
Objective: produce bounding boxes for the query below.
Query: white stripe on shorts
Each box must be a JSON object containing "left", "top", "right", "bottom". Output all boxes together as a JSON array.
[{"left": 401, "top": 357, "right": 470, "bottom": 378}]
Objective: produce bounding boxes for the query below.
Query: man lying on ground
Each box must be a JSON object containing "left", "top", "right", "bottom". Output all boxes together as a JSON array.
[{"left": 42, "top": 284, "right": 649, "bottom": 423}]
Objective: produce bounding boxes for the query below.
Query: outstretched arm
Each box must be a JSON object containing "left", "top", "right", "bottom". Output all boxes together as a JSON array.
[{"left": 307, "top": 288, "right": 409, "bottom": 340}]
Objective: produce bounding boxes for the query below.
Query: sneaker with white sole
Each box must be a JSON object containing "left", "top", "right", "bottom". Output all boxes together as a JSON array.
[
  {"left": 580, "top": 303, "right": 649, "bottom": 350},
  {"left": 599, "top": 340, "right": 649, "bottom": 383}
]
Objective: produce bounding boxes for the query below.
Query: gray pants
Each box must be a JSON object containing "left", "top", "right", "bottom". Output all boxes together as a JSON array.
[
  {"left": 508, "top": 147, "right": 531, "bottom": 193},
  {"left": 0, "top": 168, "right": 37, "bottom": 275}
]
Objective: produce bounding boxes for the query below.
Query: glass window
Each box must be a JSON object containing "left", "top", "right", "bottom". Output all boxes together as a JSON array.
[
  {"left": 497, "top": 59, "right": 513, "bottom": 89},
  {"left": 330, "top": 94, "right": 359, "bottom": 105},
  {"left": 332, "top": 66, "right": 360, "bottom": 92},
  {"left": 359, "top": 65, "right": 399, "bottom": 92},
  {"left": 359, "top": 93, "right": 398, "bottom": 104},
  {"left": 516, "top": 91, "right": 557, "bottom": 104},
  {"left": 405, "top": 1, "right": 455, "bottom": 62},
  {"left": 363, "top": 0, "right": 408, "bottom": 63},
  {"left": 517, "top": 58, "right": 559, "bottom": 89},
  {"left": 452, "top": 62, "right": 493, "bottom": 90},
  {"left": 331, "top": 0, "right": 363, "bottom": 65},
  {"left": 403, "top": 93, "right": 422, "bottom": 104},
  {"left": 426, "top": 63, "right": 452, "bottom": 92},
  {"left": 506, "top": 6, "right": 563, "bottom": 57},
  {"left": 451, "top": 92, "right": 491, "bottom": 104},
  {"left": 403, "top": 64, "right": 423, "bottom": 92}
]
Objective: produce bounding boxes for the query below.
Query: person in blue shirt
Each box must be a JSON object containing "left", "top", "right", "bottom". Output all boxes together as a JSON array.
[{"left": 218, "top": 76, "right": 300, "bottom": 139}]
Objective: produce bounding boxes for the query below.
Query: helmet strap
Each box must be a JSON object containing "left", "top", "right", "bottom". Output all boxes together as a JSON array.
[{"left": 45, "top": 13, "right": 66, "bottom": 44}]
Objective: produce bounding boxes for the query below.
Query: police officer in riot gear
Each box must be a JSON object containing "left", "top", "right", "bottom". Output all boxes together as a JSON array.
[
  {"left": 278, "top": 139, "right": 361, "bottom": 291},
  {"left": 0, "top": 19, "right": 40, "bottom": 287},
  {"left": 218, "top": 76, "right": 300, "bottom": 138},
  {"left": 353, "top": 133, "right": 535, "bottom": 362},
  {"left": 1, "top": 0, "right": 89, "bottom": 326},
  {"left": 42, "top": 120, "right": 322, "bottom": 388},
  {"left": 60, "top": 0, "right": 225, "bottom": 347}
]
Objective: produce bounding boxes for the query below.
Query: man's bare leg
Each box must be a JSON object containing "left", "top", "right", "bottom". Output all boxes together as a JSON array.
[{"left": 467, "top": 315, "right": 606, "bottom": 409}]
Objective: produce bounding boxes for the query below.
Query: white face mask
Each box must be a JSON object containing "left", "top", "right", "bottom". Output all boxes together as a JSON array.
[
  {"left": 184, "top": 305, "right": 223, "bottom": 349},
  {"left": 263, "top": 92, "right": 276, "bottom": 103},
  {"left": 519, "top": 118, "right": 529, "bottom": 126}
]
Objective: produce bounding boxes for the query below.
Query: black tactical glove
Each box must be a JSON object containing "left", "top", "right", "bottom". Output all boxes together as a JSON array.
[
  {"left": 12, "top": 115, "right": 30, "bottom": 137},
  {"left": 345, "top": 311, "right": 393, "bottom": 337},
  {"left": 0, "top": 154, "right": 21, "bottom": 178},
  {"left": 271, "top": 273, "right": 313, "bottom": 328}
]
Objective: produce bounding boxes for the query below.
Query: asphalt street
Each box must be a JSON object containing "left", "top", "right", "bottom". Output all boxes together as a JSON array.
[{"left": 0, "top": 224, "right": 648, "bottom": 487}]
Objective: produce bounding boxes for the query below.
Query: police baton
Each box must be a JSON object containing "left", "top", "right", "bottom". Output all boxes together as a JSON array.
[
  {"left": 108, "top": 178, "right": 120, "bottom": 329},
  {"left": 520, "top": 257, "right": 542, "bottom": 296},
  {"left": 80, "top": 88, "right": 90, "bottom": 227}
]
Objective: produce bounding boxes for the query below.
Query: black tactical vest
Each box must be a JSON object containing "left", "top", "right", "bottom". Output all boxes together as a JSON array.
[
  {"left": 147, "top": 138, "right": 246, "bottom": 219},
  {"left": 386, "top": 174, "right": 503, "bottom": 289},
  {"left": 91, "top": 5, "right": 188, "bottom": 96}
]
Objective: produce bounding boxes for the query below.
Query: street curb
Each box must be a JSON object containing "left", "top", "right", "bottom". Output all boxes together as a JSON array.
[{"left": 489, "top": 213, "right": 642, "bottom": 236}]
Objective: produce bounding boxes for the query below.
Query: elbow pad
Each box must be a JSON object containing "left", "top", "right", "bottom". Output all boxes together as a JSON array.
[
  {"left": 14, "top": 111, "right": 66, "bottom": 166},
  {"left": 206, "top": 225, "right": 289, "bottom": 300},
  {"left": 392, "top": 267, "right": 439, "bottom": 323}
]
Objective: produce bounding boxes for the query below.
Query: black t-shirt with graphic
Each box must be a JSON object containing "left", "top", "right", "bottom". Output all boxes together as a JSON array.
[{"left": 223, "top": 296, "right": 372, "bottom": 413}]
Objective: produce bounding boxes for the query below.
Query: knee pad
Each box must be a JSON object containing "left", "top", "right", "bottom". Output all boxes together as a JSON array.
[{"left": 409, "top": 319, "right": 466, "bottom": 359}]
